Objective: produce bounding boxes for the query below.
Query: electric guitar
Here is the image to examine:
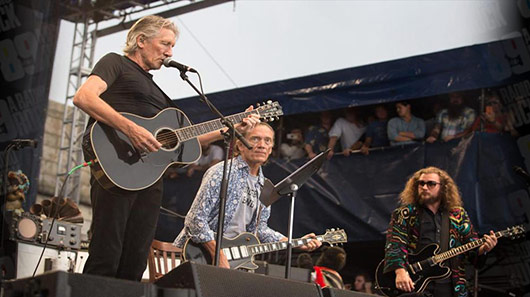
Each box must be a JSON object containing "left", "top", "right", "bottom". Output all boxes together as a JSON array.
[
  {"left": 87, "top": 101, "right": 283, "bottom": 191},
  {"left": 182, "top": 228, "right": 347, "bottom": 270},
  {"left": 374, "top": 225, "right": 525, "bottom": 297}
]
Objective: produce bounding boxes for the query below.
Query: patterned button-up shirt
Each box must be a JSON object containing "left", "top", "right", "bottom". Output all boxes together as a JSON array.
[
  {"left": 173, "top": 156, "right": 285, "bottom": 248},
  {"left": 437, "top": 107, "right": 476, "bottom": 139}
]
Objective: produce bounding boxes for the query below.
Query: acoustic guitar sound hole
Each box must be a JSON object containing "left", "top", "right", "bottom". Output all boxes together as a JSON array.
[{"left": 155, "top": 128, "right": 179, "bottom": 151}]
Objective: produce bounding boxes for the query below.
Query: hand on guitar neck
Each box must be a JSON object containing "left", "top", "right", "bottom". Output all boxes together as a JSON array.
[
  {"left": 478, "top": 230, "right": 498, "bottom": 255},
  {"left": 232, "top": 106, "right": 261, "bottom": 135},
  {"left": 284, "top": 233, "right": 322, "bottom": 252},
  {"left": 196, "top": 105, "right": 261, "bottom": 147}
]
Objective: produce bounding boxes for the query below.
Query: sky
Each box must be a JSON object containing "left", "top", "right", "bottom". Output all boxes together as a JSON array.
[{"left": 49, "top": 0, "right": 519, "bottom": 103}]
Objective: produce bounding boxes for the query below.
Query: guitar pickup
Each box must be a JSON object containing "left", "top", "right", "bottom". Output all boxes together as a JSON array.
[
  {"left": 240, "top": 246, "right": 249, "bottom": 258},
  {"left": 230, "top": 247, "right": 241, "bottom": 259},
  {"left": 223, "top": 248, "right": 232, "bottom": 260}
]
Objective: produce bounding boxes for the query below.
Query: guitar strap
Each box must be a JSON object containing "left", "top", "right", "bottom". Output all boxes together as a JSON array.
[
  {"left": 440, "top": 210, "right": 449, "bottom": 253},
  {"left": 254, "top": 204, "right": 263, "bottom": 237}
]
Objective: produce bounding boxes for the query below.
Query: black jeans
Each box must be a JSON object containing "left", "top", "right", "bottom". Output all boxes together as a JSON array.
[{"left": 83, "top": 177, "right": 163, "bottom": 281}]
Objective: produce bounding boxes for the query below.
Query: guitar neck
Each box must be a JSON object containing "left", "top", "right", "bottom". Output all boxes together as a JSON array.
[
  {"left": 247, "top": 235, "right": 324, "bottom": 256},
  {"left": 432, "top": 230, "right": 504, "bottom": 263},
  {"left": 175, "top": 110, "right": 256, "bottom": 142}
]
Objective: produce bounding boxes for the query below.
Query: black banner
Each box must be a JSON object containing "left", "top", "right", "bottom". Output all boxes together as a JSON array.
[{"left": 0, "top": 1, "right": 60, "bottom": 207}]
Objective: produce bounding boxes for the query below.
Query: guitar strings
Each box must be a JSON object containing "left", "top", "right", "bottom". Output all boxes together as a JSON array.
[
  {"left": 153, "top": 110, "right": 265, "bottom": 145},
  {"left": 150, "top": 106, "right": 281, "bottom": 146}
]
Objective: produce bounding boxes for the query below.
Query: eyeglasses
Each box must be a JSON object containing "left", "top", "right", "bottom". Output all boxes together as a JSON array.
[
  {"left": 417, "top": 180, "right": 440, "bottom": 188},
  {"left": 247, "top": 136, "right": 274, "bottom": 146}
]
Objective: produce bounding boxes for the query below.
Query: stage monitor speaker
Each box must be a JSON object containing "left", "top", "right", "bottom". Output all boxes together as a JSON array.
[
  {"left": 156, "top": 261, "right": 323, "bottom": 297},
  {"left": 254, "top": 260, "right": 312, "bottom": 282},
  {"left": 322, "top": 287, "right": 379, "bottom": 297},
  {"left": 1, "top": 270, "right": 195, "bottom": 297}
]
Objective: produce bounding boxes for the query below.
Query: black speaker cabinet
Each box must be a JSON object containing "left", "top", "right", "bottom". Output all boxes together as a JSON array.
[
  {"left": 254, "top": 260, "right": 312, "bottom": 282},
  {"left": 1, "top": 270, "right": 195, "bottom": 297},
  {"left": 156, "top": 261, "right": 323, "bottom": 297},
  {"left": 322, "top": 287, "right": 379, "bottom": 297}
]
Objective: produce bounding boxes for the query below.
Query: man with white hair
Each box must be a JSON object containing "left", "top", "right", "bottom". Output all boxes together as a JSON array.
[{"left": 74, "top": 15, "right": 258, "bottom": 280}]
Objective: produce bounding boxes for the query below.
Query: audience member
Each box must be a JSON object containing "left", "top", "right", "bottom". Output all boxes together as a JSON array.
[
  {"left": 361, "top": 105, "right": 389, "bottom": 155},
  {"left": 279, "top": 128, "right": 306, "bottom": 160},
  {"left": 327, "top": 108, "right": 366, "bottom": 159},
  {"left": 426, "top": 92, "right": 476, "bottom": 143},
  {"left": 313, "top": 246, "right": 347, "bottom": 289},
  {"left": 297, "top": 252, "right": 314, "bottom": 270},
  {"left": 186, "top": 143, "right": 223, "bottom": 177},
  {"left": 305, "top": 111, "right": 333, "bottom": 159},
  {"left": 352, "top": 272, "right": 373, "bottom": 294},
  {"left": 424, "top": 101, "right": 443, "bottom": 137},
  {"left": 387, "top": 101, "right": 425, "bottom": 146},
  {"left": 465, "top": 92, "right": 519, "bottom": 137}
]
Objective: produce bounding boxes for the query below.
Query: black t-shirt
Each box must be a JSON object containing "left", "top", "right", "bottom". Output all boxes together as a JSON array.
[{"left": 86, "top": 52, "right": 174, "bottom": 126}]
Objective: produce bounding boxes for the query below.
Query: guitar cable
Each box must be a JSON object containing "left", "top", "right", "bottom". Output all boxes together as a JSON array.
[{"left": 32, "top": 160, "right": 93, "bottom": 277}]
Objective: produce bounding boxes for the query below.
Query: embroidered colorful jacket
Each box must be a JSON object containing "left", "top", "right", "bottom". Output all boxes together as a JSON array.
[{"left": 383, "top": 204, "right": 481, "bottom": 297}]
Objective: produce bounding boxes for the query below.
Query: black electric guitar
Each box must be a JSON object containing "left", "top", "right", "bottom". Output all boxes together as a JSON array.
[
  {"left": 182, "top": 229, "right": 347, "bottom": 270},
  {"left": 87, "top": 101, "right": 283, "bottom": 191},
  {"left": 375, "top": 225, "right": 525, "bottom": 297}
]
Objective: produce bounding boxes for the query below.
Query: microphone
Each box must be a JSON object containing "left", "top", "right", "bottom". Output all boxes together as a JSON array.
[
  {"left": 513, "top": 165, "right": 530, "bottom": 185},
  {"left": 163, "top": 58, "right": 197, "bottom": 73}
]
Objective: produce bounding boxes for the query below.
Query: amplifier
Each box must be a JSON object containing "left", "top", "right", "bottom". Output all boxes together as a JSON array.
[
  {"left": 41, "top": 218, "right": 81, "bottom": 250},
  {"left": 8, "top": 212, "right": 81, "bottom": 250}
]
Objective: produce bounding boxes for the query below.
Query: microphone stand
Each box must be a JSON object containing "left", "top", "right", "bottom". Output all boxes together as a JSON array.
[
  {"left": 178, "top": 70, "right": 252, "bottom": 267},
  {"left": 284, "top": 184, "right": 298, "bottom": 279}
]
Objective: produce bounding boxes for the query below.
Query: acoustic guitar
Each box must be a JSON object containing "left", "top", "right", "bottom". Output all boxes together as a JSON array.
[{"left": 87, "top": 101, "right": 283, "bottom": 191}]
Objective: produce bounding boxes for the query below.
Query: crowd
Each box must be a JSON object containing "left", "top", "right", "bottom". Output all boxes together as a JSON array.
[
  {"left": 164, "top": 91, "right": 517, "bottom": 178},
  {"left": 279, "top": 90, "right": 518, "bottom": 161}
]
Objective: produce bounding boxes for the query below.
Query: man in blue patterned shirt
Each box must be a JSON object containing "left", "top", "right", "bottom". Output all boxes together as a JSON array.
[{"left": 174, "top": 123, "right": 321, "bottom": 268}]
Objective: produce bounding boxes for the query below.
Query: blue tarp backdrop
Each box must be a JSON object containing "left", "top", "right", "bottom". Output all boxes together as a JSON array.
[
  {"left": 175, "top": 37, "right": 529, "bottom": 123},
  {"left": 157, "top": 133, "right": 529, "bottom": 243}
]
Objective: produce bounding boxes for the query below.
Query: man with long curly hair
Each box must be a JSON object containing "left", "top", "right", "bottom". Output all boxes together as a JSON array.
[{"left": 383, "top": 167, "right": 497, "bottom": 297}]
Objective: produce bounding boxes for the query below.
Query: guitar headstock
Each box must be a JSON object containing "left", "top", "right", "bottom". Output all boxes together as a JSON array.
[
  {"left": 256, "top": 100, "right": 283, "bottom": 122},
  {"left": 501, "top": 225, "right": 526, "bottom": 240},
  {"left": 322, "top": 228, "right": 347, "bottom": 246}
]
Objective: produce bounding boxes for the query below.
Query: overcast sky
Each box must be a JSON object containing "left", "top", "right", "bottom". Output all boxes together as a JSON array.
[{"left": 49, "top": 0, "right": 519, "bottom": 102}]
